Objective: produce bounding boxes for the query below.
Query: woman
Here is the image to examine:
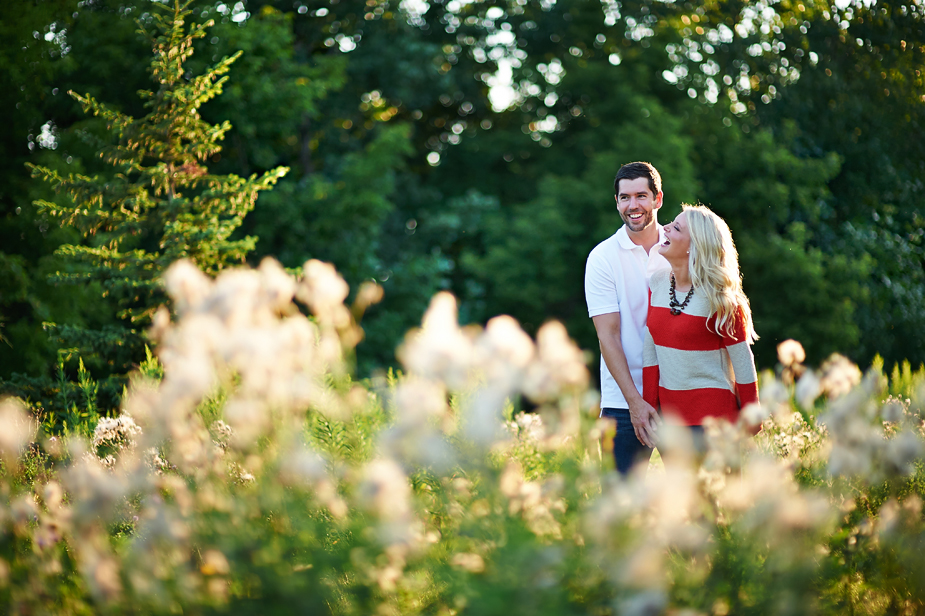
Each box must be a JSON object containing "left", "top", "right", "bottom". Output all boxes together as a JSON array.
[{"left": 642, "top": 204, "right": 759, "bottom": 441}]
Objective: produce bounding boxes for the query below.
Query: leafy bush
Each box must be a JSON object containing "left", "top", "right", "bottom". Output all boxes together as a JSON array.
[{"left": 1, "top": 258, "right": 924, "bottom": 615}]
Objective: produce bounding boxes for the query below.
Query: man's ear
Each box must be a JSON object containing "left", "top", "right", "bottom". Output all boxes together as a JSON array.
[{"left": 654, "top": 191, "right": 664, "bottom": 210}]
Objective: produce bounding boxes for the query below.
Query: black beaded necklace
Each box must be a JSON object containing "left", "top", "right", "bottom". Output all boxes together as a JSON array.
[{"left": 669, "top": 273, "right": 695, "bottom": 316}]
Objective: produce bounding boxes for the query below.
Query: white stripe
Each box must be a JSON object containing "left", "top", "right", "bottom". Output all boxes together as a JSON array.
[
  {"left": 652, "top": 346, "right": 735, "bottom": 392},
  {"left": 725, "top": 341, "right": 758, "bottom": 384},
  {"left": 648, "top": 271, "right": 711, "bottom": 317},
  {"left": 643, "top": 327, "right": 658, "bottom": 367}
]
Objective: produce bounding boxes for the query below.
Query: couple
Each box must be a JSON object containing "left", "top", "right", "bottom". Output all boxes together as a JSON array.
[{"left": 584, "top": 161, "right": 759, "bottom": 474}]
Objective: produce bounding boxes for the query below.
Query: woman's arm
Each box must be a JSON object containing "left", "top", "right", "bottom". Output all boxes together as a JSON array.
[
  {"left": 723, "top": 307, "right": 759, "bottom": 408},
  {"left": 642, "top": 324, "right": 659, "bottom": 411}
]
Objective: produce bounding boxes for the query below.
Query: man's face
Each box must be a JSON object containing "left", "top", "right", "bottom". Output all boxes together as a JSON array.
[{"left": 616, "top": 177, "right": 662, "bottom": 233}]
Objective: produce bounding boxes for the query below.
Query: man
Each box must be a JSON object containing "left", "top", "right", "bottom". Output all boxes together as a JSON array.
[{"left": 584, "top": 161, "right": 670, "bottom": 475}]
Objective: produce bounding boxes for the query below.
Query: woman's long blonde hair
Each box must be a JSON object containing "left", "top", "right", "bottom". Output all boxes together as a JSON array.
[{"left": 684, "top": 204, "right": 758, "bottom": 343}]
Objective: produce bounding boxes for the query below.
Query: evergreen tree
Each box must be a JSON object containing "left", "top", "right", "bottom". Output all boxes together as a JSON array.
[{"left": 27, "top": 0, "right": 288, "bottom": 378}]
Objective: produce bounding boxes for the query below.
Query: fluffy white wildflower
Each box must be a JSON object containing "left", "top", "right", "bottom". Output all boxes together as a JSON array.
[
  {"left": 391, "top": 377, "right": 449, "bottom": 424},
  {"left": 877, "top": 496, "right": 922, "bottom": 539},
  {"left": 880, "top": 396, "right": 907, "bottom": 424},
  {"left": 702, "top": 418, "right": 748, "bottom": 472},
  {"left": 499, "top": 463, "right": 566, "bottom": 538},
  {"left": 777, "top": 339, "right": 806, "bottom": 367},
  {"left": 233, "top": 466, "right": 256, "bottom": 484},
  {"left": 279, "top": 443, "right": 348, "bottom": 518},
  {"left": 146, "top": 448, "right": 172, "bottom": 475},
  {"left": 758, "top": 373, "right": 793, "bottom": 421},
  {"left": 618, "top": 544, "right": 666, "bottom": 588},
  {"left": 84, "top": 553, "right": 123, "bottom": 602},
  {"left": 507, "top": 411, "right": 546, "bottom": 442},
  {"left": 97, "top": 454, "right": 117, "bottom": 470},
  {"left": 278, "top": 443, "right": 327, "bottom": 484},
  {"left": 157, "top": 346, "right": 217, "bottom": 405},
  {"left": 354, "top": 280, "right": 384, "bottom": 313},
  {"left": 0, "top": 398, "right": 37, "bottom": 465},
  {"left": 200, "top": 549, "right": 230, "bottom": 576},
  {"left": 211, "top": 269, "right": 266, "bottom": 329},
  {"left": 460, "top": 386, "right": 509, "bottom": 447},
  {"left": 656, "top": 420, "right": 703, "bottom": 467},
  {"left": 132, "top": 495, "right": 191, "bottom": 548},
  {"left": 819, "top": 354, "right": 862, "bottom": 398},
  {"left": 474, "top": 315, "right": 535, "bottom": 390},
  {"left": 210, "top": 420, "right": 234, "bottom": 445},
  {"left": 795, "top": 369, "right": 823, "bottom": 410},
  {"left": 61, "top": 453, "right": 132, "bottom": 525},
  {"left": 10, "top": 493, "right": 38, "bottom": 528},
  {"left": 718, "top": 455, "right": 833, "bottom": 532},
  {"left": 162, "top": 415, "right": 215, "bottom": 476},
  {"left": 523, "top": 321, "right": 588, "bottom": 402},
  {"left": 163, "top": 259, "right": 211, "bottom": 316},
  {"left": 817, "top": 381, "right": 902, "bottom": 478},
  {"left": 828, "top": 442, "right": 873, "bottom": 477},
  {"left": 358, "top": 458, "right": 414, "bottom": 544},
  {"left": 760, "top": 412, "right": 825, "bottom": 462},
  {"left": 537, "top": 321, "right": 588, "bottom": 389},
  {"left": 92, "top": 414, "right": 143, "bottom": 450},
  {"left": 43, "top": 481, "right": 65, "bottom": 512},
  {"left": 373, "top": 544, "right": 409, "bottom": 592},
  {"left": 119, "top": 379, "right": 159, "bottom": 426},
  {"left": 397, "top": 292, "right": 475, "bottom": 389},
  {"left": 583, "top": 472, "right": 649, "bottom": 541},
  {"left": 616, "top": 590, "right": 668, "bottom": 616},
  {"left": 450, "top": 552, "right": 486, "bottom": 573},
  {"left": 223, "top": 399, "right": 270, "bottom": 448},
  {"left": 740, "top": 401, "right": 770, "bottom": 429},
  {"left": 257, "top": 257, "right": 296, "bottom": 314},
  {"left": 883, "top": 430, "right": 924, "bottom": 475},
  {"left": 297, "top": 259, "right": 351, "bottom": 328},
  {"left": 381, "top": 427, "right": 455, "bottom": 472}
]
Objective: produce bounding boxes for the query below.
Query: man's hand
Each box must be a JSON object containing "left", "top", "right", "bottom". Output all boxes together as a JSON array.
[{"left": 627, "top": 396, "right": 660, "bottom": 448}]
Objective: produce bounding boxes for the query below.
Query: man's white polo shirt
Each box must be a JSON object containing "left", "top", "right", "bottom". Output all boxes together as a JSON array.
[{"left": 584, "top": 224, "right": 670, "bottom": 410}]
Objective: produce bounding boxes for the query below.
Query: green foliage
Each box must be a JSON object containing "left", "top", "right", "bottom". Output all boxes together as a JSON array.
[
  {"left": 662, "top": 0, "right": 925, "bottom": 367},
  {"left": 28, "top": 0, "right": 288, "bottom": 374}
]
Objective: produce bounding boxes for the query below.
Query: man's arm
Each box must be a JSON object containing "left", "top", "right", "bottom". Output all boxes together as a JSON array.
[{"left": 592, "top": 312, "right": 660, "bottom": 448}]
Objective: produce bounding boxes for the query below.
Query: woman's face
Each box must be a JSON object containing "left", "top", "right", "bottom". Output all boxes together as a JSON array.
[{"left": 658, "top": 211, "right": 691, "bottom": 260}]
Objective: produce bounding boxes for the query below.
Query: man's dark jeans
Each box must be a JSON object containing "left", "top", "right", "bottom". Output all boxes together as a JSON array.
[{"left": 601, "top": 407, "right": 652, "bottom": 475}]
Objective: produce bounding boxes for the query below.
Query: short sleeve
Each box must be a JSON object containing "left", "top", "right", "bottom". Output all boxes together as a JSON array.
[{"left": 585, "top": 249, "right": 621, "bottom": 318}]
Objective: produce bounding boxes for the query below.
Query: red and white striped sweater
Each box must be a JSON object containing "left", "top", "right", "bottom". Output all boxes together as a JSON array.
[{"left": 642, "top": 270, "right": 758, "bottom": 426}]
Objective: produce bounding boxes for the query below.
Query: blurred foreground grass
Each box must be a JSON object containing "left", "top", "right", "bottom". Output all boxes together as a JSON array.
[{"left": 1, "top": 258, "right": 924, "bottom": 616}]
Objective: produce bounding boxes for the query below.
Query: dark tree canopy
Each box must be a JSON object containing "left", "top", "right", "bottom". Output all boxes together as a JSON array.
[{"left": 2, "top": 0, "right": 924, "bottom": 409}]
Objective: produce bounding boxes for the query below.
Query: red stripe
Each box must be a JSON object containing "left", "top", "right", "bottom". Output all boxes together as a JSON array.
[
  {"left": 735, "top": 381, "right": 759, "bottom": 408},
  {"left": 643, "top": 365, "right": 659, "bottom": 409},
  {"left": 657, "top": 387, "right": 740, "bottom": 426},
  {"left": 648, "top": 306, "right": 726, "bottom": 352}
]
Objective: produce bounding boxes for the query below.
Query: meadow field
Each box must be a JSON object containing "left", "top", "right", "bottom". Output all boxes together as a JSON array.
[{"left": 2, "top": 258, "right": 924, "bottom": 615}]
